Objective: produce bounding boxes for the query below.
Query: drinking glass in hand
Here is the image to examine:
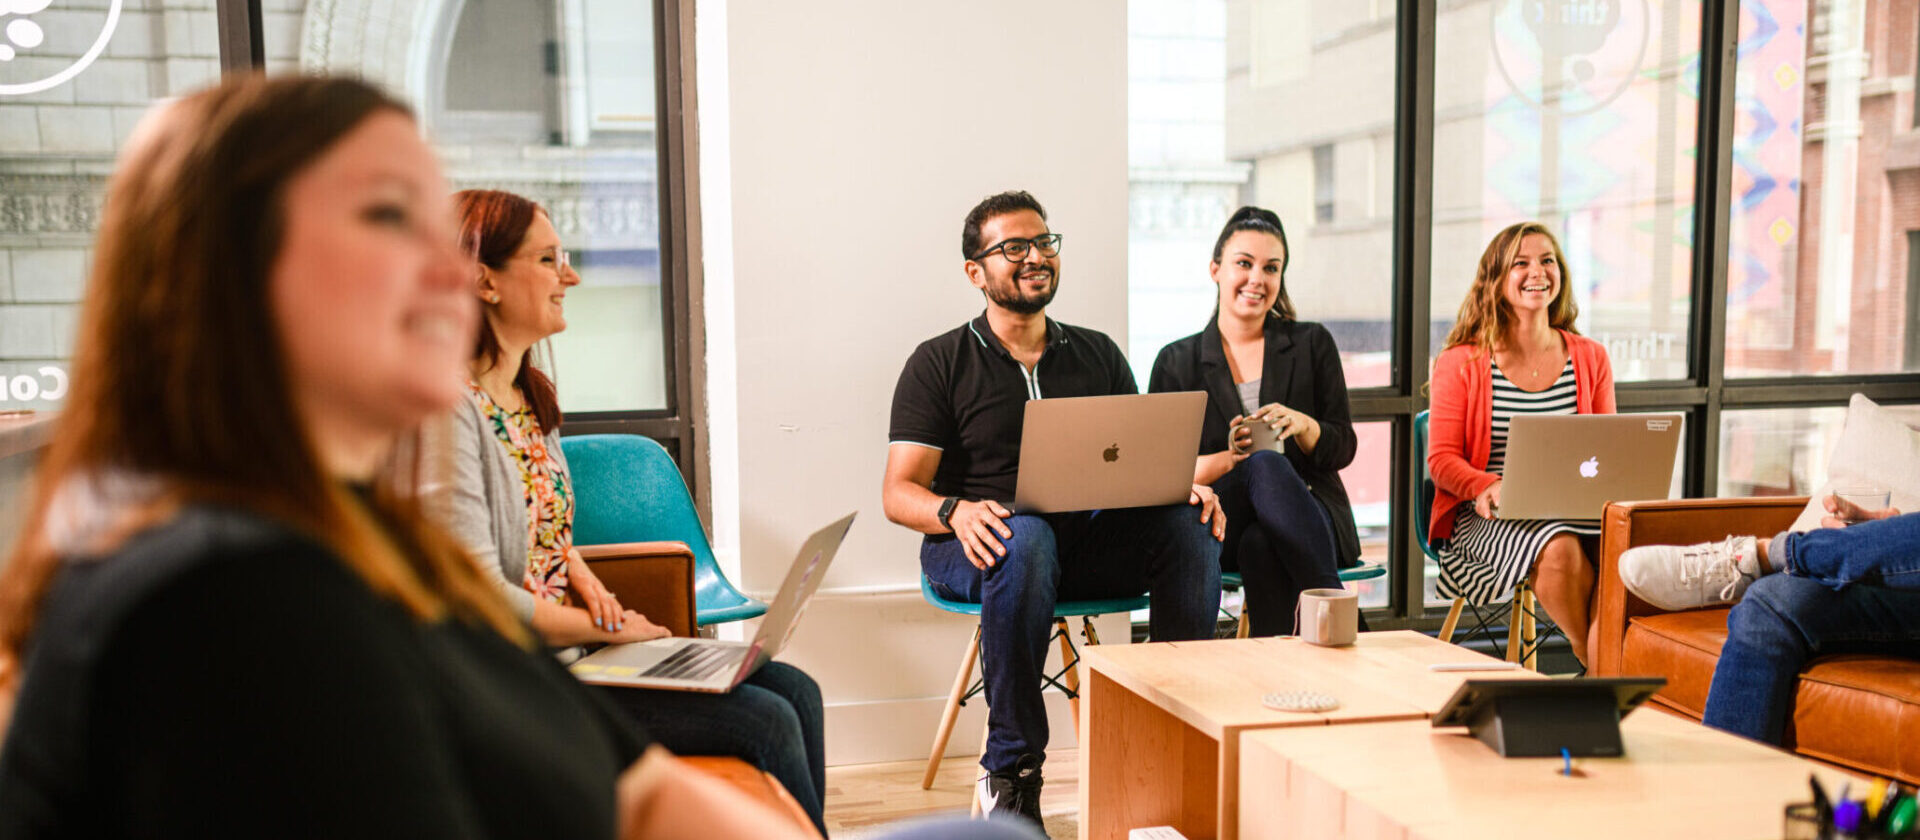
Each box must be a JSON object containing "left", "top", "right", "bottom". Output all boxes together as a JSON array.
[{"left": 1831, "top": 481, "right": 1891, "bottom": 524}]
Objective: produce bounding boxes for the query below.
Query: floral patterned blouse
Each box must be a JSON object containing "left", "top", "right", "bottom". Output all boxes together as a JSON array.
[{"left": 470, "top": 383, "right": 574, "bottom": 604}]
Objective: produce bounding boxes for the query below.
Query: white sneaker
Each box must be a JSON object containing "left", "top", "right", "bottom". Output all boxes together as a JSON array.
[{"left": 1617, "top": 535, "right": 1762, "bottom": 611}]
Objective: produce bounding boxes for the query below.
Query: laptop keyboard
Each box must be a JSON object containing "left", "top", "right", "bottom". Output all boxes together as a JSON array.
[{"left": 642, "top": 644, "right": 747, "bottom": 681}]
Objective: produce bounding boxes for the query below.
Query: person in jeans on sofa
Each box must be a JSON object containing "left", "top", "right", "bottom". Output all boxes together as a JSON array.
[{"left": 1618, "top": 494, "right": 1920, "bottom": 744}]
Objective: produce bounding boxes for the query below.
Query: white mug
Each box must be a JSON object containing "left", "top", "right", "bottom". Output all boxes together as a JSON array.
[{"left": 1297, "top": 588, "right": 1359, "bottom": 646}]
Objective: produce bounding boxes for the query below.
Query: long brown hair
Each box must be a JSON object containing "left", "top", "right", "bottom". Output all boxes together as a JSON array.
[
  {"left": 0, "top": 75, "right": 527, "bottom": 681},
  {"left": 1442, "top": 221, "right": 1581, "bottom": 354},
  {"left": 454, "top": 189, "right": 563, "bottom": 434}
]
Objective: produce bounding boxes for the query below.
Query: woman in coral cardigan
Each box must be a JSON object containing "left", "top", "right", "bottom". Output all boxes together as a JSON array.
[{"left": 1427, "top": 221, "right": 1615, "bottom": 666}]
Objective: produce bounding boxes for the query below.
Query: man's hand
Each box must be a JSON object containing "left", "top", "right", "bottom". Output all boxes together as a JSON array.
[
  {"left": 1472, "top": 480, "right": 1503, "bottom": 519},
  {"left": 1190, "top": 484, "right": 1226, "bottom": 541},
  {"left": 1819, "top": 494, "right": 1901, "bottom": 529},
  {"left": 952, "top": 499, "right": 1015, "bottom": 570}
]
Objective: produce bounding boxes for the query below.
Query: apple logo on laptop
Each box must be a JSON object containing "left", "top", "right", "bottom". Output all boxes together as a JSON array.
[
  {"left": 1103, "top": 443, "right": 1120, "bottom": 463},
  {"left": 1579, "top": 457, "right": 1599, "bottom": 478}
]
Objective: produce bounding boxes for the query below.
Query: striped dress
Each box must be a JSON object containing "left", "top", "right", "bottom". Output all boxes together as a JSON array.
[{"left": 1435, "top": 358, "right": 1602, "bottom": 605}]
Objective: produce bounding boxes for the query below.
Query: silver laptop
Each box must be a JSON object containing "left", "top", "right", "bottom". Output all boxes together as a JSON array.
[
  {"left": 1011, "top": 392, "right": 1206, "bottom": 514},
  {"left": 568, "top": 512, "right": 855, "bottom": 693},
  {"left": 1494, "top": 414, "right": 1683, "bottom": 521}
]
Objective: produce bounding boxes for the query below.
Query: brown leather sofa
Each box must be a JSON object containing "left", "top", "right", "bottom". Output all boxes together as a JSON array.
[
  {"left": 1593, "top": 497, "right": 1920, "bottom": 784},
  {"left": 577, "top": 541, "right": 823, "bottom": 837}
]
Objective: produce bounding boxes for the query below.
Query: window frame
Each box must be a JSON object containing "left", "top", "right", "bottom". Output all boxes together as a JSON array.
[
  {"left": 218, "top": 0, "right": 709, "bottom": 512},
  {"left": 1246, "top": 0, "right": 1920, "bottom": 631}
]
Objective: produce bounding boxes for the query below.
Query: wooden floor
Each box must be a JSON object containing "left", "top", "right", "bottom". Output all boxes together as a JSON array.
[{"left": 823, "top": 749, "right": 1079, "bottom": 836}]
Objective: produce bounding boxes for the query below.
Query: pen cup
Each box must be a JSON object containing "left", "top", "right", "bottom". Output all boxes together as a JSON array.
[{"left": 1780, "top": 802, "right": 1821, "bottom": 840}]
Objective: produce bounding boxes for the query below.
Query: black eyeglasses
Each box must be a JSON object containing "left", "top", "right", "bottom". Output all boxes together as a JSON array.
[{"left": 970, "top": 233, "right": 1063, "bottom": 263}]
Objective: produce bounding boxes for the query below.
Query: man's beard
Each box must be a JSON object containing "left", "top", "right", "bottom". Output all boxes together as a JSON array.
[{"left": 985, "top": 269, "right": 1057, "bottom": 315}]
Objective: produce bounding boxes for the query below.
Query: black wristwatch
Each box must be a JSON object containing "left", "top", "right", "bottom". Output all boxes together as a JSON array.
[{"left": 936, "top": 496, "right": 960, "bottom": 532}]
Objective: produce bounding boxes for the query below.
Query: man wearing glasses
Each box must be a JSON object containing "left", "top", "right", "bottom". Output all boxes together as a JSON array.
[{"left": 882, "top": 190, "right": 1224, "bottom": 833}]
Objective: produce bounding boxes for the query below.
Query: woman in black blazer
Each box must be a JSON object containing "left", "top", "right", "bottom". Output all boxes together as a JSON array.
[{"left": 1148, "top": 207, "right": 1361, "bottom": 636}]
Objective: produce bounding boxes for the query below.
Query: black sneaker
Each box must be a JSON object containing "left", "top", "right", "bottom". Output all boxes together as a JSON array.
[{"left": 976, "top": 753, "right": 1045, "bottom": 834}]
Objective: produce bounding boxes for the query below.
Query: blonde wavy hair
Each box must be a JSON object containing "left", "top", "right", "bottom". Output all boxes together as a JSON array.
[{"left": 1441, "top": 221, "right": 1581, "bottom": 354}]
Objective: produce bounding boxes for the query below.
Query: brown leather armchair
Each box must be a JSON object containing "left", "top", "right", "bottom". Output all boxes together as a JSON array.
[{"left": 1594, "top": 497, "right": 1920, "bottom": 784}]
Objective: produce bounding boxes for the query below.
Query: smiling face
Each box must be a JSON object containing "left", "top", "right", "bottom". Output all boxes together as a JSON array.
[
  {"left": 1211, "top": 230, "right": 1287, "bottom": 320},
  {"left": 268, "top": 110, "right": 477, "bottom": 445},
  {"left": 480, "top": 209, "right": 579, "bottom": 348},
  {"left": 1501, "top": 232, "right": 1562, "bottom": 318},
  {"left": 966, "top": 209, "right": 1058, "bottom": 315}
]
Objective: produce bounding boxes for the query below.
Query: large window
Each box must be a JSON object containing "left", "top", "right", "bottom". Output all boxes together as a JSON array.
[
  {"left": 425, "top": 0, "right": 670, "bottom": 413},
  {"left": 1128, "top": 0, "right": 1920, "bottom": 629},
  {"left": 0, "top": 0, "right": 701, "bottom": 489},
  {"left": 0, "top": 2, "right": 218, "bottom": 412},
  {"left": 1430, "top": 0, "right": 1701, "bottom": 383},
  {"left": 1724, "top": 0, "right": 1919, "bottom": 378}
]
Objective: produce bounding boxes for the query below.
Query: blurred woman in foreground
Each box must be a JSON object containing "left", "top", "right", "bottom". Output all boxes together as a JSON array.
[{"left": 0, "top": 74, "right": 906, "bottom": 839}]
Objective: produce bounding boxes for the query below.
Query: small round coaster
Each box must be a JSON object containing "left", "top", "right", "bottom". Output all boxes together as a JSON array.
[{"left": 1262, "top": 690, "right": 1339, "bottom": 713}]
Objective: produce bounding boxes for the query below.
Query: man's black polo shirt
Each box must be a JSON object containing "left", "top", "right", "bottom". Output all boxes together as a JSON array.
[{"left": 889, "top": 311, "right": 1138, "bottom": 504}]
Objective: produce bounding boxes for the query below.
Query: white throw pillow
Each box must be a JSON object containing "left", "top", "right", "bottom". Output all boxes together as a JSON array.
[{"left": 1787, "top": 393, "right": 1920, "bottom": 532}]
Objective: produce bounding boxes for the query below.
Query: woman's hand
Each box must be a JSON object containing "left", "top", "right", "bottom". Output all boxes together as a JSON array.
[
  {"left": 569, "top": 549, "right": 625, "bottom": 631},
  {"left": 1226, "top": 414, "right": 1256, "bottom": 456},
  {"left": 1472, "top": 480, "right": 1503, "bottom": 519},
  {"left": 603, "top": 610, "right": 671, "bottom": 643},
  {"left": 1251, "top": 402, "right": 1322, "bottom": 453}
]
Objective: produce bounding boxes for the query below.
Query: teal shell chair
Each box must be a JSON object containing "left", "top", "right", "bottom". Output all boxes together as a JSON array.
[
  {"left": 918, "top": 576, "right": 1149, "bottom": 800},
  {"left": 1415, "top": 410, "right": 1546, "bottom": 668},
  {"left": 561, "top": 434, "right": 768, "bottom": 628}
]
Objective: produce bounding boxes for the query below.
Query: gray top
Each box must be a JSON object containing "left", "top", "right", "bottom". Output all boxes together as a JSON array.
[
  {"left": 1237, "top": 378, "right": 1262, "bottom": 417},
  {"left": 439, "top": 391, "right": 571, "bottom": 623}
]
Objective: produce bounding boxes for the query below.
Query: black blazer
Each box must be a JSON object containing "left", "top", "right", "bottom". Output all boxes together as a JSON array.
[{"left": 1147, "top": 316, "right": 1362, "bottom": 567}]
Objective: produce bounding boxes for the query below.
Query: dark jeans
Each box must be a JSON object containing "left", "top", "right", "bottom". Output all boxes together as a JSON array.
[
  {"left": 596, "top": 661, "right": 827, "bottom": 835},
  {"left": 1213, "top": 450, "right": 1347, "bottom": 636},
  {"left": 921, "top": 503, "right": 1221, "bottom": 775},
  {"left": 1702, "top": 513, "right": 1920, "bottom": 744}
]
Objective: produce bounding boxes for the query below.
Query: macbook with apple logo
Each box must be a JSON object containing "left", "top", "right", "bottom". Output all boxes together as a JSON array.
[
  {"left": 1011, "top": 391, "right": 1207, "bottom": 514},
  {"left": 1492, "top": 414, "right": 1684, "bottom": 521}
]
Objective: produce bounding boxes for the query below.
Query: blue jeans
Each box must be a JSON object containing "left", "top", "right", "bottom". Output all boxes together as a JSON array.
[
  {"left": 1213, "top": 450, "right": 1346, "bottom": 636},
  {"left": 1702, "top": 513, "right": 1920, "bottom": 744},
  {"left": 596, "top": 662, "right": 827, "bottom": 835},
  {"left": 921, "top": 504, "right": 1221, "bottom": 775}
]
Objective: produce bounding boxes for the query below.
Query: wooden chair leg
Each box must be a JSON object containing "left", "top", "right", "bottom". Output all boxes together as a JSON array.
[
  {"left": 922, "top": 625, "right": 982, "bottom": 790},
  {"left": 1505, "top": 594, "right": 1525, "bottom": 663},
  {"left": 1082, "top": 615, "right": 1102, "bottom": 646},
  {"left": 1520, "top": 586, "right": 1539, "bottom": 671},
  {"left": 969, "top": 721, "right": 990, "bottom": 817},
  {"left": 1236, "top": 605, "right": 1251, "bottom": 638},
  {"left": 1055, "top": 618, "right": 1081, "bottom": 735},
  {"left": 1439, "top": 597, "right": 1466, "bottom": 642}
]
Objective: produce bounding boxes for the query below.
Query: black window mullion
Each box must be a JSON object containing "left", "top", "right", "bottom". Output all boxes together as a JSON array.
[
  {"left": 1686, "top": 0, "right": 1742, "bottom": 498},
  {"left": 214, "top": 0, "right": 265, "bottom": 72},
  {"left": 1390, "top": 0, "right": 1436, "bottom": 622}
]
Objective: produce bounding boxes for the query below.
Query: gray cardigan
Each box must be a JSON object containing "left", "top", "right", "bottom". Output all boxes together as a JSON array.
[{"left": 442, "top": 393, "right": 573, "bottom": 623}]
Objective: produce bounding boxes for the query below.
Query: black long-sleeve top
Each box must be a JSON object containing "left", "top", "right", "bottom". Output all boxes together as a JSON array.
[
  {"left": 0, "top": 504, "right": 649, "bottom": 838},
  {"left": 1148, "top": 316, "right": 1364, "bottom": 566}
]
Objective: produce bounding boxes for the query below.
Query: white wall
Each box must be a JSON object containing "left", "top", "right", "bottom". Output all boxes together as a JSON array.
[{"left": 706, "top": 0, "right": 1131, "bottom": 764}]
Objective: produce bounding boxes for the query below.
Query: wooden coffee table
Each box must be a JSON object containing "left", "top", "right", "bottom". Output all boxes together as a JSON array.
[
  {"left": 1078, "top": 631, "right": 1544, "bottom": 840},
  {"left": 1237, "top": 708, "right": 1856, "bottom": 839}
]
